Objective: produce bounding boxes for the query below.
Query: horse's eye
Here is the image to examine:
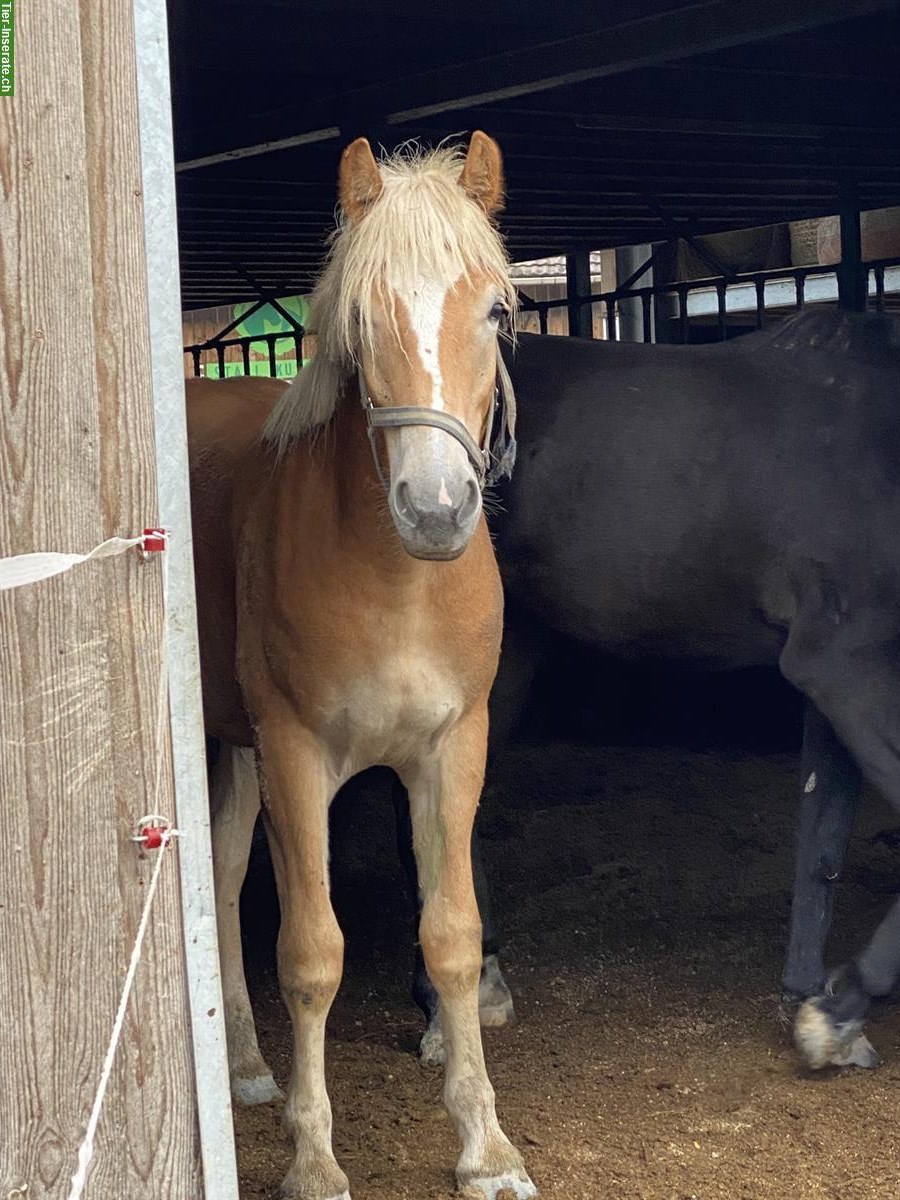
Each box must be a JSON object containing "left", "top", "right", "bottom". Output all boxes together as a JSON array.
[{"left": 489, "top": 301, "right": 509, "bottom": 324}]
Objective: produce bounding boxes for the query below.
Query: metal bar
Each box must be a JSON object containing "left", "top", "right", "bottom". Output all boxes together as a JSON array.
[
  {"left": 293, "top": 333, "right": 303, "bottom": 368},
  {"left": 754, "top": 278, "right": 766, "bottom": 328},
  {"left": 242, "top": 340, "right": 251, "bottom": 374},
  {"left": 268, "top": 336, "right": 278, "bottom": 377},
  {"left": 132, "top": 2, "right": 240, "bottom": 1198},
  {"left": 216, "top": 345, "right": 226, "bottom": 376},
  {"left": 677, "top": 286, "right": 689, "bottom": 343},
  {"left": 837, "top": 191, "right": 867, "bottom": 311},
  {"left": 605, "top": 298, "right": 617, "bottom": 342},
  {"left": 538, "top": 307, "right": 548, "bottom": 335},
  {"left": 269, "top": 298, "right": 305, "bottom": 331},
  {"left": 566, "top": 250, "right": 593, "bottom": 338},
  {"left": 716, "top": 281, "right": 727, "bottom": 340},
  {"left": 681, "top": 233, "right": 739, "bottom": 283},
  {"left": 873, "top": 265, "right": 885, "bottom": 312},
  {"left": 204, "top": 296, "right": 267, "bottom": 345},
  {"left": 796, "top": 274, "right": 806, "bottom": 310},
  {"left": 191, "top": 347, "right": 201, "bottom": 376},
  {"left": 177, "top": 126, "right": 341, "bottom": 173},
  {"left": 641, "top": 293, "right": 653, "bottom": 343}
]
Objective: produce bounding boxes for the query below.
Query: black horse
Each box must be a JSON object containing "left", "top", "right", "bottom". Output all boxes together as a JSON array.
[{"left": 397, "top": 308, "right": 900, "bottom": 1072}]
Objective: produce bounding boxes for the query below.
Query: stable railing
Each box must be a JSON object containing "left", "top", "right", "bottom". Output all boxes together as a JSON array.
[
  {"left": 184, "top": 330, "right": 305, "bottom": 378},
  {"left": 183, "top": 256, "right": 900, "bottom": 376},
  {"left": 516, "top": 256, "right": 900, "bottom": 344}
]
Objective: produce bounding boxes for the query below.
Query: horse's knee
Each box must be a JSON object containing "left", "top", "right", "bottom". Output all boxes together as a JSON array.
[
  {"left": 420, "top": 904, "right": 482, "bottom": 998},
  {"left": 277, "top": 911, "right": 344, "bottom": 1011}
]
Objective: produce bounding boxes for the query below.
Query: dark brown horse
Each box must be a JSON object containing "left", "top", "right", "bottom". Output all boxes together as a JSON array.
[{"left": 402, "top": 311, "right": 900, "bottom": 1076}]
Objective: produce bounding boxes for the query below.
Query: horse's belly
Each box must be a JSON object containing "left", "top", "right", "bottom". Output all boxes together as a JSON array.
[{"left": 511, "top": 550, "right": 782, "bottom": 668}]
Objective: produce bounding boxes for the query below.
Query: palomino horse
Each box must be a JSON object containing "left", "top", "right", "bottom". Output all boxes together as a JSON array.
[{"left": 187, "top": 134, "right": 535, "bottom": 1200}]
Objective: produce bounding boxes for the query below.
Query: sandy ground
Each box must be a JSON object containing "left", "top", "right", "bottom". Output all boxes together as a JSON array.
[{"left": 232, "top": 671, "right": 900, "bottom": 1200}]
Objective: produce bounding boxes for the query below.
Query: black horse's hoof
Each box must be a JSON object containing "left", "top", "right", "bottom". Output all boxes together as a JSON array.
[{"left": 794, "top": 997, "right": 881, "bottom": 1070}]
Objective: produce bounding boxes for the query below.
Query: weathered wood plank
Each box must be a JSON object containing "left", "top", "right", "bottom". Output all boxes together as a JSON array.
[{"left": 0, "top": 0, "right": 203, "bottom": 1195}]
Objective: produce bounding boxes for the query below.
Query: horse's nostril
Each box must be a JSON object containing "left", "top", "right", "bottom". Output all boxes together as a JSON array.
[
  {"left": 455, "top": 479, "right": 480, "bottom": 527},
  {"left": 394, "top": 480, "right": 418, "bottom": 524}
]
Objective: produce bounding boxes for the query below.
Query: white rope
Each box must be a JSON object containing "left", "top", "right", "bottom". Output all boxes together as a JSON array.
[
  {"left": 66, "top": 823, "right": 179, "bottom": 1200},
  {"left": 67, "top": 625, "right": 175, "bottom": 1195}
]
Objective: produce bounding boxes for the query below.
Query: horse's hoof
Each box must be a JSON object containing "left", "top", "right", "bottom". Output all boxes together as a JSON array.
[
  {"left": 479, "top": 954, "right": 515, "bottom": 1029},
  {"left": 232, "top": 1072, "right": 283, "bottom": 1105},
  {"left": 278, "top": 1160, "right": 350, "bottom": 1200},
  {"left": 419, "top": 1018, "right": 446, "bottom": 1067},
  {"left": 279, "top": 1192, "right": 350, "bottom": 1200},
  {"left": 794, "top": 999, "right": 880, "bottom": 1070},
  {"left": 459, "top": 1171, "right": 538, "bottom": 1199}
]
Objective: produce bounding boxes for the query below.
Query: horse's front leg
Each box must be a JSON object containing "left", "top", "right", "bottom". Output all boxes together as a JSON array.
[
  {"left": 256, "top": 717, "right": 348, "bottom": 1200},
  {"left": 399, "top": 704, "right": 536, "bottom": 1200}
]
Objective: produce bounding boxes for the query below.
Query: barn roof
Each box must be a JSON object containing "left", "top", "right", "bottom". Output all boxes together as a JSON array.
[{"left": 168, "top": 0, "right": 900, "bottom": 310}]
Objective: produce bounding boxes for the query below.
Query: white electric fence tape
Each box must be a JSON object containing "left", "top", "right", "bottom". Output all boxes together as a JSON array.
[{"left": 0, "top": 536, "right": 147, "bottom": 592}]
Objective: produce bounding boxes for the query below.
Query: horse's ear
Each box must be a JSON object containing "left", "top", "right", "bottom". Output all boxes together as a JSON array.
[
  {"left": 339, "top": 138, "right": 383, "bottom": 223},
  {"left": 459, "top": 131, "right": 505, "bottom": 215}
]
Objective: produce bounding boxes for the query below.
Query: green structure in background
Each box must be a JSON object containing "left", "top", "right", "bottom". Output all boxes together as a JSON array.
[{"left": 204, "top": 295, "right": 311, "bottom": 379}]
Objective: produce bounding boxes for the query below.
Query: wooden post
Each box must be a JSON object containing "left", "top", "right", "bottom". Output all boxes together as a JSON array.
[
  {"left": 0, "top": 1, "right": 206, "bottom": 1196},
  {"left": 566, "top": 250, "right": 594, "bottom": 337}
]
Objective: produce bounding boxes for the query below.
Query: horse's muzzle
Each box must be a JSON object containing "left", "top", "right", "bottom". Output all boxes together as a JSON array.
[{"left": 390, "top": 473, "right": 481, "bottom": 560}]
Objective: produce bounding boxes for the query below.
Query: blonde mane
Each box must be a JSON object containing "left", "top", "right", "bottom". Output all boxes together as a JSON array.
[{"left": 264, "top": 142, "right": 516, "bottom": 450}]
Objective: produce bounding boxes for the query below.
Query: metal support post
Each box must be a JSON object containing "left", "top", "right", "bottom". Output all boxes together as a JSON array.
[{"left": 566, "top": 250, "right": 593, "bottom": 338}]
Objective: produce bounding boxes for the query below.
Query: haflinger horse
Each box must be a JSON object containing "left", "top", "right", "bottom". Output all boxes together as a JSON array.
[
  {"left": 187, "top": 134, "right": 536, "bottom": 1200},
  {"left": 398, "top": 309, "right": 900, "bottom": 1075}
]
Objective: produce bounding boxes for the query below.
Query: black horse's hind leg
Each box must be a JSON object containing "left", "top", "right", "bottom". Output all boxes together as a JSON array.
[
  {"left": 394, "top": 606, "right": 547, "bottom": 1061},
  {"left": 780, "top": 608, "right": 900, "bottom": 1068},
  {"left": 392, "top": 776, "right": 435, "bottom": 1019},
  {"left": 392, "top": 779, "right": 512, "bottom": 1064},
  {"left": 782, "top": 701, "right": 861, "bottom": 1000}
]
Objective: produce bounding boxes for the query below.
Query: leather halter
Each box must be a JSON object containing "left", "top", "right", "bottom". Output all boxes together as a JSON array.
[{"left": 359, "top": 344, "right": 517, "bottom": 492}]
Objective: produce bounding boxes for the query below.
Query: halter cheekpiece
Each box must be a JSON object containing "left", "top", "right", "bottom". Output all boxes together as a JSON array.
[{"left": 359, "top": 345, "right": 517, "bottom": 492}]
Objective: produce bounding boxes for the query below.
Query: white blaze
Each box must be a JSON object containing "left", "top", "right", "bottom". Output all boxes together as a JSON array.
[{"left": 392, "top": 270, "right": 461, "bottom": 411}]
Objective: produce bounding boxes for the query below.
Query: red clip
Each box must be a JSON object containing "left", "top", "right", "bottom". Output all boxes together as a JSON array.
[
  {"left": 133, "top": 817, "right": 174, "bottom": 850},
  {"left": 141, "top": 823, "right": 167, "bottom": 850},
  {"left": 142, "top": 528, "right": 167, "bottom": 554}
]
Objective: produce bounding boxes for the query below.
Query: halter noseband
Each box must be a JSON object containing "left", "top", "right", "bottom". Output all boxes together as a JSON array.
[{"left": 359, "top": 344, "right": 517, "bottom": 492}]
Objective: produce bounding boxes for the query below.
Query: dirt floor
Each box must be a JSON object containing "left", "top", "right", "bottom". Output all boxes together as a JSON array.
[{"left": 233, "top": 673, "right": 900, "bottom": 1200}]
